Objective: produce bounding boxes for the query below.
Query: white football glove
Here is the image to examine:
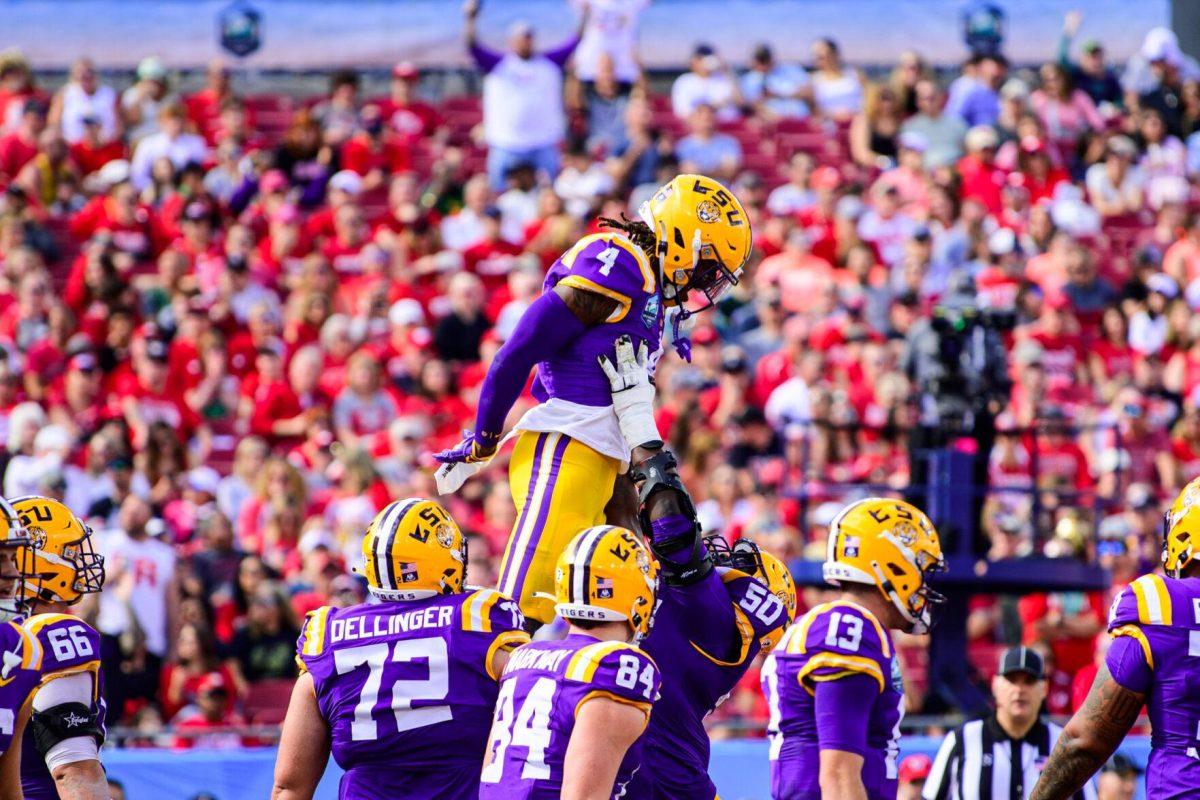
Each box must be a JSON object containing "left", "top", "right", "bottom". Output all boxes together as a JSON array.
[{"left": 598, "top": 335, "right": 663, "bottom": 452}]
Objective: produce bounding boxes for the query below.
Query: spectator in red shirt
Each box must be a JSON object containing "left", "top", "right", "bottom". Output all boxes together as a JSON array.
[
  {"left": 171, "top": 672, "right": 249, "bottom": 749},
  {"left": 339, "top": 104, "right": 410, "bottom": 191},
  {"left": 161, "top": 621, "right": 241, "bottom": 721},
  {"left": 463, "top": 206, "right": 522, "bottom": 290},
  {"left": 1088, "top": 306, "right": 1135, "bottom": 385},
  {"left": 332, "top": 350, "right": 400, "bottom": 449},
  {"left": 185, "top": 60, "right": 236, "bottom": 146},
  {"left": 1018, "top": 585, "right": 1105, "bottom": 680},
  {"left": 120, "top": 338, "right": 208, "bottom": 452},
  {"left": 1014, "top": 136, "right": 1069, "bottom": 204},
  {"left": 304, "top": 169, "right": 361, "bottom": 243},
  {"left": 379, "top": 62, "right": 443, "bottom": 141},
  {"left": 321, "top": 203, "right": 373, "bottom": 276},
  {"left": 0, "top": 98, "right": 45, "bottom": 184},
  {"left": 957, "top": 125, "right": 1006, "bottom": 216},
  {"left": 69, "top": 114, "right": 127, "bottom": 176},
  {"left": 70, "top": 163, "right": 169, "bottom": 264}
]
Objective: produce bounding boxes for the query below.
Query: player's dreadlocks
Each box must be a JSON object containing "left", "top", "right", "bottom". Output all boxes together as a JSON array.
[{"left": 599, "top": 214, "right": 658, "bottom": 263}]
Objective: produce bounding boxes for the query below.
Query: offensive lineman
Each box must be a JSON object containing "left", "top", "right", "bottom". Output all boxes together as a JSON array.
[
  {"left": 12, "top": 496, "right": 108, "bottom": 800},
  {"left": 0, "top": 498, "right": 44, "bottom": 795},
  {"left": 765, "top": 498, "right": 947, "bottom": 800},
  {"left": 434, "top": 173, "right": 752, "bottom": 627},
  {"left": 479, "top": 525, "right": 662, "bottom": 799},
  {"left": 272, "top": 499, "right": 529, "bottom": 800},
  {"left": 1031, "top": 484, "right": 1200, "bottom": 799}
]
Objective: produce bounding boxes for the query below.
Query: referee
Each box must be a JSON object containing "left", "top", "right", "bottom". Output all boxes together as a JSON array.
[{"left": 923, "top": 647, "right": 1097, "bottom": 800}]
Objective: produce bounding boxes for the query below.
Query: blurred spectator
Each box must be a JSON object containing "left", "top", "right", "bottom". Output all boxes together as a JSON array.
[
  {"left": 0, "top": 98, "right": 45, "bottom": 183},
  {"left": 228, "top": 582, "right": 301, "bottom": 682},
  {"left": 1086, "top": 135, "right": 1144, "bottom": 216},
  {"left": 945, "top": 52, "right": 1006, "bottom": 127},
  {"left": 464, "top": 0, "right": 584, "bottom": 189},
  {"left": 1057, "top": 11, "right": 1122, "bottom": 110},
  {"left": 130, "top": 103, "right": 208, "bottom": 191},
  {"left": 897, "top": 754, "right": 931, "bottom": 800},
  {"left": 554, "top": 140, "right": 615, "bottom": 217},
  {"left": 675, "top": 103, "right": 741, "bottom": 182},
  {"left": 185, "top": 60, "right": 237, "bottom": 146},
  {"left": 379, "top": 62, "right": 442, "bottom": 141},
  {"left": 571, "top": 0, "right": 648, "bottom": 87},
  {"left": 434, "top": 271, "right": 488, "bottom": 363},
  {"left": 161, "top": 621, "right": 240, "bottom": 720},
  {"left": 900, "top": 79, "right": 967, "bottom": 169},
  {"left": 849, "top": 85, "right": 902, "bottom": 169},
  {"left": 1031, "top": 62, "right": 1103, "bottom": 163},
  {"left": 122, "top": 56, "right": 173, "bottom": 145},
  {"left": 171, "top": 672, "right": 249, "bottom": 749},
  {"left": 50, "top": 57, "right": 120, "bottom": 144},
  {"left": 340, "top": 103, "right": 411, "bottom": 191},
  {"left": 311, "top": 69, "right": 361, "bottom": 142},
  {"left": 1096, "top": 755, "right": 1141, "bottom": 800},
  {"left": 809, "top": 37, "right": 863, "bottom": 120},
  {"left": 741, "top": 43, "right": 811, "bottom": 121},
  {"left": 671, "top": 43, "right": 740, "bottom": 122}
]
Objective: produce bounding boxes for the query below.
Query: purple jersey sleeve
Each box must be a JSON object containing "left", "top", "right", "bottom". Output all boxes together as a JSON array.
[
  {"left": 788, "top": 604, "right": 889, "bottom": 693},
  {"left": 724, "top": 570, "right": 790, "bottom": 643},
  {"left": 23, "top": 615, "right": 101, "bottom": 677},
  {"left": 457, "top": 589, "right": 531, "bottom": 680},
  {"left": 542, "top": 35, "right": 582, "bottom": 69},
  {"left": 814, "top": 672, "right": 878, "bottom": 755},
  {"left": 469, "top": 42, "right": 505, "bottom": 73},
  {"left": 1106, "top": 582, "right": 1144, "bottom": 633},
  {"left": 1105, "top": 633, "right": 1153, "bottom": 693},
  {"left": 574, "top": 643, "right": 661, "bottom": 714},
  {"left": 554, "top": 234, "right": 656, "bottom": 324}
]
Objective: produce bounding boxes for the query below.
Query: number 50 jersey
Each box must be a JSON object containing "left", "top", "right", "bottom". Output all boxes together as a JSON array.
[
  {"left": 480, "top": 633, "right": 662, "bottom": 800},
  {"left": 297, "top": 588, "right": 528, "bottom": 800}
]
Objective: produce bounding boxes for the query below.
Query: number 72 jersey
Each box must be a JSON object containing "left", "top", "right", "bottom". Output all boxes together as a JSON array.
[{"left": 480, "top": 633, "right": 661, "bottom": 800}]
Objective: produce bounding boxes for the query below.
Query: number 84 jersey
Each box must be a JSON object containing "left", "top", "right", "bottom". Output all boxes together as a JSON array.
[
  {"left": 480, "top": 633, "right": 661, "bottom": 800},
  {"left": 764, "top": 601, "right": 903, "bottom": 800}
]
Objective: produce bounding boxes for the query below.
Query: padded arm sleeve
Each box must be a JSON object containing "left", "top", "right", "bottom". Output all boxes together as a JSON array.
[
  {"left": 31, "top": 672, "right": 104, "bottom": 762},
  {"left": 474, "top": 290, "right": 586, "bottom": 439}
]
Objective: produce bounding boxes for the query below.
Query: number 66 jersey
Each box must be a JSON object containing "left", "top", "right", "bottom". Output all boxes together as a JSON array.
[
  {"left": 480, "top": 633, "right": 662, "bottom": 799},
  {"left": 296, "top": 588, "right": 528, "bottom": 800},
  {"left": 763, "top": 600, "right": 904, "bottom": 800}
]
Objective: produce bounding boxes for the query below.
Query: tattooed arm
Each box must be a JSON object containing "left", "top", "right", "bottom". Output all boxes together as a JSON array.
[{"left": 1030, "top": 665, "right": 1144, "bottom": 800}]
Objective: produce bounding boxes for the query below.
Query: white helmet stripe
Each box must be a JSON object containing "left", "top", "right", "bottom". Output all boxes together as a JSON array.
[
  {"left": 374, "top": 498, "right": 418, "bottom": 591},
  {"left": 571, "top": 526, "right": 613, "bottom": 605}
]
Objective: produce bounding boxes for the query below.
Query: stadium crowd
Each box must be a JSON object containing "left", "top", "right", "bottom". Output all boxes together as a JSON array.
[{"left": 0, "top": 3, "right": 1194, "bottom": 742}]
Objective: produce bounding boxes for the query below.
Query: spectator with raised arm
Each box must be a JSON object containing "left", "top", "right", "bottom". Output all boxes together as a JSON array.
[
  {"left": 464, "top": 0, "right": 586, "bottom": 190},
  {"left": 1057, "top": 11, "right": 1122, "bottom": 111}
]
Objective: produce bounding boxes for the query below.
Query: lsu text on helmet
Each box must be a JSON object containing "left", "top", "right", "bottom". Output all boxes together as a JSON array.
[
  {"left": 360, "top": 498, "right": 466, "bottom": 600},
  {"left": 638, "top": 173, "right": 752, "bottom": 318},
  {"left": 12, "top": 495, "right": 104, "bottom": 606},
  {"left": 554, "top": 525, "right": 660, "bottom": 642},
  {"left": 823, "top": 498, "right": 947, "bottom": 635}
]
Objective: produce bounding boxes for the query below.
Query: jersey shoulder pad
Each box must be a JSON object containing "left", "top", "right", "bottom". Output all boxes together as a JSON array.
[
  {"left": 22, "top": 614, "right": 99, "bottom": 675},
  {"left": 296, "top": 605, "right": 336, "bottom": 663},
  {"left": 721, "top": 568, "right": 791, "bottom": 641},
  {"left": 565, "top": 641, "right": 660, "bottom": 707},
  {"left": 460, "top": 588, "right": 526, "bottom": 635},
  {"left": 782, "top": 601, "right": 889, "bottom": 692},
  {"left": 1108, "top": 574, "right": 1172, "bottom": 631},
  {"left": 557, "top": 233, "right": 656, "bottom": 323}
]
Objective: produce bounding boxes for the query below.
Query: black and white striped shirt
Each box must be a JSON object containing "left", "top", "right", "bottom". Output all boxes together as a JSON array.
[{"left": 922, "top": 715, "right": 1097, "bottom": 800}]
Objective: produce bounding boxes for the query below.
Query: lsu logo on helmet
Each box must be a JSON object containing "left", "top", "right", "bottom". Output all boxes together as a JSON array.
[
  {"left": 554, "top": 526, "right": 660, "bottom": 642},
  {"left": 823, "top": 498, "right": 946, "bottom": 635},
  {"left": 360, "top": 498, "right": 466, "bottom": 600}
]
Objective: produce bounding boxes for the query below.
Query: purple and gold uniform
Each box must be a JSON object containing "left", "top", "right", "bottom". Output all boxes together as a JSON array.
[
  {"left": 499, "top": 231, "right": 664, "bottom": 624},
  {"left": 296, "top": 588, "right": 528, "bottom": 800},
  {"left": 0, "top": 621, "right": 42, "bottom": 757},
  {"left": 480, "top": 633, "right": 662, "bottom": 799},
  {"left": 764, "top": 601, "right": 904, "bottom": 800},
  {"left": 18, "top": 613, "right": 105, "bottom": 800},
  {"left": 628, "top": 567, "right": 789, "bottom": 799},
  {"left": 1106, "top": 573, "right": 1200, "bottom": 797}
]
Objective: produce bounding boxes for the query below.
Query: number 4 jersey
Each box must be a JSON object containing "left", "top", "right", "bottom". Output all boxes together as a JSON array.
[
  {"left": 1106, "top": 573, "right": 1200, "bottom": 797},
  {"left": 480, "top": 633, "right": 662, "bottom": 800},
  {"left": 18, "top": 613, "right": 105, "bottom": 800},
  {"left": 297, "top": 588, "right": 529, "bottom": 800},
  {"left": 763, "top": 600, "right": 904, "bottom": 800}
]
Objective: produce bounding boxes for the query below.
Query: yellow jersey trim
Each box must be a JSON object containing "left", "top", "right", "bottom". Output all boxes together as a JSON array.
[
  {"left": 22, "top": 613, "right": 77, "bottom": 636},
  {"left": 574, "top": 689, "right": 653, "bottom": 729},
  {"left": 796, "top": 652, "right": 885, "bottom": 695},
  {"left": 566, "top": 641, "right": 629, "bottom": 683},
  {"left": 463, "top": 588, "right": 506, "bottom": 633},
  {"left": 1131, "top": 575, "right": 1172, "bottom": 626},
  {"left": 557, "top": 275, "right": 632, "bottom": 323},
  {"left": 1111, "top": 623, "right": 1154, "bottom": 669},
  {"left": 14, "top": 622, "right": 42, "bottom": 671},
  {"left": 561, "top": 232, "right": 655, "bottom": 293},
  {"left": 300, "top": 606, "right": 333, "bottom": 657},
  {"left": 689, "top": 606, "right": 754, "bottom": 667},
  {"left": 485, "top": 631, "right": 531, "bottom": 681}
]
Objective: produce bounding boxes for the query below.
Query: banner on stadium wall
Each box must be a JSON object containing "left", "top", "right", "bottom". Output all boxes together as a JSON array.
[{"left": 0, "top": 0, "right": 1169, "bottom": 70}]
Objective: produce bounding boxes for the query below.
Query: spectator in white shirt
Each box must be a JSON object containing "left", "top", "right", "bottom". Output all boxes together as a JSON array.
[
  {"left": 671, "top": 43, "right": 741, "bottom": 122},
  {"left": 571, "top": 0, "right": 649, "bottom": 87},
  {"left": 741, "top": 43, "right": 811, "bottom": 121},
  {"left": 49, "top": 57, "right": 121, "bottom": 144},
  {"left": 554, "top": 139, "right": 615, "bottom": 217},
  {"left": 130, "top": 103, "right": 208, "bottom": 191},
  {"left": 464, "top": 0, "right": 586, "bottom": 190},
  {"left": 121, "top": 56, "right": 173, "bottom": 146},
  {"left": 675, "top": 103, "right": 742, "bottom": 182},
  {"left": 440, "top": 174, "right": 493, "bottom": 252},
  {"left": 1086, "top": 135, "right": 1144, "bottom": 216},
  {"left": 858, "top": 183, "right": 917, "bottom": 268},
  {"left": 810, "top": 38, "right": 864, "bottom": 120},
  {"left": 900, "top": 79, "right": 968, "bottom": 169}
]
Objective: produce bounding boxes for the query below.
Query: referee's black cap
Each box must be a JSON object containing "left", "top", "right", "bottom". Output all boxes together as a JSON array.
[{"left": 998, "top": 646, "right": 1044, "bottom": 680}]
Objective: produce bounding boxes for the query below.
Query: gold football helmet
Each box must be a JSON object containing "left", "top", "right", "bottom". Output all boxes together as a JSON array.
[
  {"left": 756, "top": 551, "right": 798, "bottom": 653},
  {"left": 0, "top": 498, "right": 30, "bottom": 620},
  {"left": 12, "top": 496, "right": 104, "bottom": 605},
  {"left": 1163, "top": 501, "right": 1200, "bottom": 579},
  {"left": 823, "top": 498, "right": 946, "bottom": 634},
  {"left": 359, "top": 498, "right": 466, "bottom": 600},
  {"left": 638, "top": 174, "right": 752, "bottom": 317},
  {"left": 554, "top": 526, "right": 660, "bottom": 642}
]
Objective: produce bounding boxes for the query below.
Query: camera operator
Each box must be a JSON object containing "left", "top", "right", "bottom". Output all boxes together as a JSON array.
[{"left": 903, "top": 273, "right": 1012, "bottom": 553}]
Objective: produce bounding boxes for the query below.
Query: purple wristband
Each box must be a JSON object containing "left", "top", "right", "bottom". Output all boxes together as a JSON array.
[
  {"left": 650, "top": 514, "right": 705, "bottom": 566},
  {"left": 474, "top": 290, "right": 586, "bottom": 438},
  {"left": 814, "top": 672, "right": 877, "bottom": 756}
]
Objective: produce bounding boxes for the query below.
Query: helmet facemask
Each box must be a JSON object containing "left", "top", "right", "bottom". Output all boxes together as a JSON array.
[{"left": 872, "top": 533, "right": 947, "bottom": 635}]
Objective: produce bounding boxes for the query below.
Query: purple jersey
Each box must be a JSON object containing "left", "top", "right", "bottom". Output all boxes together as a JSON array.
[
  {"left": 538, "top": 232, "right": 663, "bottom": 408},
  {"left": 18, "top": 614, "right": 105, "bottom": 800},
  {"left": 628, "top": 566, "right": 789, "bottom": 799},
  {"left": 1106, "top": 573, "right": 1200, "bottom": 797},
  {"left": 480, "top": 633, "right": 662, "bottom": 799},
  {"left": 764, "top": 601, "right": 903, "bottom": 800},
  {"left": 297, "top": 588, "right": 528, "bottom": 800},
  {"left": 0, "top": 621, "right": 43, "bottom": 759}
]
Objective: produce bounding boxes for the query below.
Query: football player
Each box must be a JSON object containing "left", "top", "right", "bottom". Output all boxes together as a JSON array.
[
  {"left": 764, "top": 498, "right": 946, "bottom": 800},
  {"left": 479, "top": 525, "right": 661, "bottom": 800},
  {"left": 1031, "top": 486, "right": 1200, "bottom": 799},
  {"left": 272, "top": 498, "right": 529, "bottom": 800},
  {"left": 0, "top": 498, "right": 44, "bottom": 792},
  {"left": 600, "top": 334, "right": 799, "bottom": 798},
  {"left": 434, "top": 173, "right": 751, "bottom": 627},
  {"left": 11, "top": 496, "right": 108, "bottom": 800}
]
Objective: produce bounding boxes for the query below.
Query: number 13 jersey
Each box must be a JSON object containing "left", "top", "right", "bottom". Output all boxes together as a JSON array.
[
  {"left": 764, "top": 600, "right": 904, "bottom": 800},
  {"left": 296, "top": 588, "right": 528, "bottom": 800},
  {"left": 480, "top": 633, "right": 662, "bottom": 799}
]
